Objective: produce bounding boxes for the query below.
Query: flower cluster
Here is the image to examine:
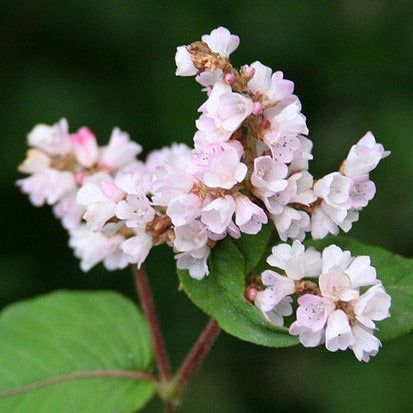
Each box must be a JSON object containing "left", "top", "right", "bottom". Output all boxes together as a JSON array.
[
  {"left": 253, "top": 241, "right": 391, "bottom": 361},
  {"left": 17, "top": 26, "right": 391, "bottom": 360},
  {"left": 17, "top": 118, "right": 193, "bottom": 271},
  {"left": 172, "top": 26, "right": 389, "bottom": 275}
]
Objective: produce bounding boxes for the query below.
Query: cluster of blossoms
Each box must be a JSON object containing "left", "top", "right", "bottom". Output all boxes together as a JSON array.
[
  {"left": 17, "top": 27, "right": 391, "bottom": 360},
  {"left": 17, "top": 118, "right": 194, "bottom": 271},
  {"left": 252, "top": 241, "right": 391, "bottom": 361}
]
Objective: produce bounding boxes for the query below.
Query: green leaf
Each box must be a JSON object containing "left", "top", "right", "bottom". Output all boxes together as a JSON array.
[
  {"left": 0, "top": 291, "right": 155, "bottom": 412},
  {"left": 307, "top": 236, "right": 413, "bottom": 341},
  {"left": 232, "top": 224, "right": 272, "bottom": 273},
  {"left": 178, "top": 238, "right": 299, "bottom": 348}
]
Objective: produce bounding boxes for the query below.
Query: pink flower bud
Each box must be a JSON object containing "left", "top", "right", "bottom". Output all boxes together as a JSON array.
[
  {"left": 75, "top": 171, "right": 86, "bottom": 185},
  {"left": 252, "top": 101, "right": 262, "bottom": 115},
  {"left": 244, "top": 66, "right": 255, "bottom": 78},
  {"left": 224, "top": 73, "right": 235, "bottom": 85},
  {"left": 245, "top": 287, "right": 257, "bottom": 302},
  {"left": 70, "top": 127, "right": 99, "bottom": 168}
]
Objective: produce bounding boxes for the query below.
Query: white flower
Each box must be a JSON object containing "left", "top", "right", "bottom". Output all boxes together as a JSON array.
[
  {"left": 290, "top": 171, "right": 317, "bottom": 205},
  {"left": 196, "top": 83, "right": 253, "bottom": 144},
  {"left": 348, "top": 176, "right": 376, "bottom": 209},
  {"left": 146, "top": 143, "right": 193, "bottom": 174},
  {"left": 255, "top": 296, "right": 293, "bottom": 327},
  {"left": 267, "top": 240, "right": 322, "bottom": 280},
  {"left": 70, "top": 127, "right": 99, "bottom": 168},
  {"left": 196, "top": 68, "right": 224, "bottom": 87},
  {"left": 201, "top": 147, "right": 247, "bottom": 189},
  {"left": 319, "top": 265, "right": 359, "bottom": 302},
  {"left": 175, "top": 246, "right": 210, "bottom": 280},
  {"left": 353, "top": 283, "right": 391, "bottom": 329},
  {"left": 77, "top": 173, "right": 124, "bottom": 232},
  {"left": 98, "top": 128, "right": 142, "bottom": 171},
  {"left": 28, "top": 118, "right": 71, "bottom": 156},
  {"left": 174, "top": 221, "right": 208, "bottom": 252},
  {"left": 167, "top": 193, "right": 202, "bottom": 226},
  {"left": 201, "top": 195, "right": 236, "bottom": 234},
  {"left": 247, "top": 61, "right": 273, "bottom": 96},
  {"left": 251, "top": 156, "right": 288, "bottom": 198},
  {"left": 271, "top": 207, "right": 310, "bottom": 242},
  {"left": 18, "top": 149, "right": 50, "bottom": 174},
  {"left": 343, "top": 131, "right": 390, "bottom": 178},
  {"left": 234, "top": 195, "right": 268, "bottom": 235},
  {"left": 175, "top": 46, "right": 198, "bottom": 76},
  {"left": 201, "top": 26, "right": 240, "bottom": 57},
  {"left": 263, "top": 96, "right": 308, "bottom": 139},
  {"left": 289, "top": 294, "right": 335, "bottom": 346},
  {"left": 322, "top": 244, "right": 376, "bottom": 289},
  {"left": 151, "top": 164, "right": 194, "bottom": 206},
  {"left": 350, "top": 322, "right": 381, "bottom": 362},
  {"left": 267, "top": 134, "right": 301, "bottom": 164},
  {"left": 314, "top": 172, "right": 352, "bottom": 209},
  {"left": 120, "top": 229, "right": 153, "bottom": 268},
  {"left": 325, "top": 309, "right": 355, "bottom": 351},
  {"left": 289, "top": 136, "right": 313, "bottom": 173},
  {"left": 255, "top": 270, "right": 295, "bottom": 311},
  {"left": 115, "top": 195, "right": 155, "bottom": 228},
  {"left": 69, "top": 225, "right": 128, "bottom": 272},
  {"left": 17, "top": 169, "right": 76, "bottom": 206}
]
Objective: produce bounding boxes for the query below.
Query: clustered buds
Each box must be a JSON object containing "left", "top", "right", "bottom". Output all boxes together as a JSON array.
[{"left": 17, "top": 27, "right": 391, "bottom": 360}]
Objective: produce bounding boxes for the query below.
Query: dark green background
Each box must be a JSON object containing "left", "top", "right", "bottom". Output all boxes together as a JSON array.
[{"left": 1, "top": 1, "right": 412, "bottom": 412}]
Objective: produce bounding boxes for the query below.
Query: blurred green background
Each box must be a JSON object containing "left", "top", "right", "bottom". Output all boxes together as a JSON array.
[{"left": 1, "top": 0, "right": 412, "bottom": 412}]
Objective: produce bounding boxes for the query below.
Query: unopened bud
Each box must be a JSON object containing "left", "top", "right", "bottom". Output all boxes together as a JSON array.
[
  {"left": 244, "top": 66, "right": 255, "bottom": 78},
  {"left": 75, "top": 171, "right": 86, "bottom": 185},
  {"left": 245, "top": 287, "right": 257, "bottom": 302},
  {"left": 224, "top": 73, "right": 236, "bottom": 85},
  {"left": 252, "top": 101, "right": 262, "bottom": 116}
]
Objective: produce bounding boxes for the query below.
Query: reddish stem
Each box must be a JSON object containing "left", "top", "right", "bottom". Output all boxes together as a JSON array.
[
  {"left": 175, "top": 318, "right": 221, "bottom": 387},
  {"left": 165, "top": 403, "right": 176, "bottom": 413},
  {"left": 133, "top": 265, "right": 172, "bottom": 382}
]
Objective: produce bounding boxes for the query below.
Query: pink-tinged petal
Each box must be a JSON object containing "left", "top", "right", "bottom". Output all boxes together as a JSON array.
[
  {"left": 321, "top": 244, "right": 352, "bottom": 273},
  {"left": 101, "top": 181, "right": 124, "bottom": 201},
  {"left": 18, "top": 149, "right": 50, "bottom": 173},
  {"left": 345, "top": 256, "right": 377, "bottom": 287},
  {"left": 28, "top": 118, "right": 71, "bottom": 155},
  {"left": 247, "top": 61, "right": 272, "bottom": 95},
  {"left": 348, "top": 178, "right": 376, "bottom": 209},
  {"left": 70, "top": 127, "right": 99, "bottom": 168},
  {"left": 235, "top": 195, "right": 267, "bottom": 234},
  {"left": 343, "top": 131, "right": 390, "bottom": 178},
  {"left": 201, "top": 195, "right": 236, "bottom": 234},
  {"left": 354, "top": 283, "right": 391, "bottom": 328},
  {"left": 295, "top": 294, "right": 335, "bottom": 332},
  {"left": 175, "top": 46, "right": 197, "bottom": 76},
  {"left": 202, "top": 26, "right": 240, "bottom": 57},
  {"left": 319, "top": 266, "right": 358, "bottom": 302},
  {"left": 99, "top": 128, "right": 142, "bottom": 171},
  {"left": 325, "top": 310, "right": 355, "bottom": 352},
  {"left": 175, "top": 246, "right": 210, "bottom": 280},
  {"left": 174, "top": 221, "right": 208, "bottom": 252},
  {"left": 350, "top": 322, "right": 381, "bottom": 362},
  {"left": 120, "top": 230, "right": 153, "bottom": 268},
  {"left": 289, "top": 323, "right": 324, "bottom": 347},
  {"left": 167, "top": 193, "right": 202, "bottom": 226}
]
